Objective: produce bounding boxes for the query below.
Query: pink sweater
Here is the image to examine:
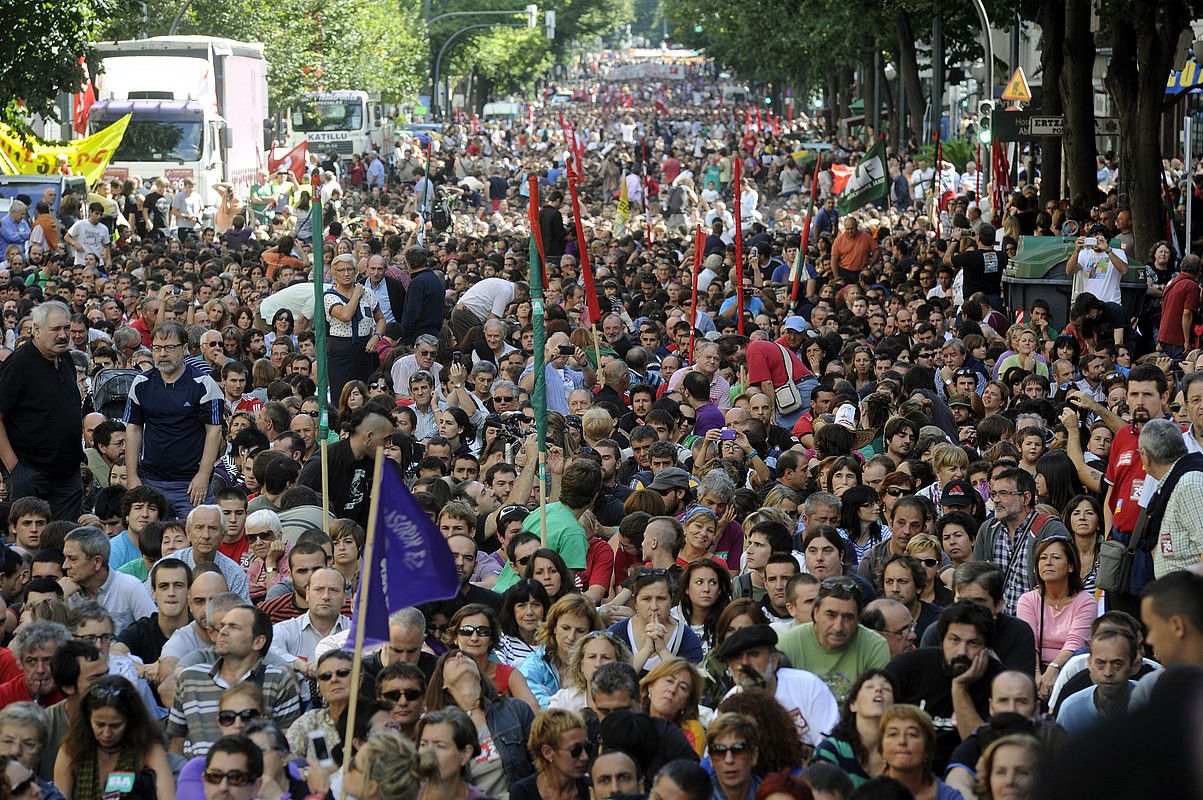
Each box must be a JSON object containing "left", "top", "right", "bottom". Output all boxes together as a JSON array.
[{"left": 1016, "top": 589, "right": 1097, "bottom": 665}]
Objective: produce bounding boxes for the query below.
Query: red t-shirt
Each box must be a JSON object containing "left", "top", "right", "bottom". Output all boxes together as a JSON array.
[
  {"left": 1158, "top": 274, "right": 1201, "bottom": 346},
  {"left": 612, "top": 548, "right": 642, "bottom": 588},
  {"left": 746, "top": 339, "right": 810, "bottom": 389},
  {"left": 219, "top": 536, "right": 251, "bottom": 569},
  {"left": 0, "top": 674, "right": 63, "bottom": 709},
  {"left": 1105, "top": 424, "right": 1146, "bottom": 534},
  {"left": 582, "top": 536, "right": 615, "bottom": 595}
]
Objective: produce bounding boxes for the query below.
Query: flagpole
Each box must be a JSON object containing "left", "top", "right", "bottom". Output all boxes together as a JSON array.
[
  {"left": 733, "top": 157, "right": 744, "bottom": 335},
  {"left": 311, "top": 172, "right": 330, "bottom": 530},
  {"left": 790, "top": 158, "right": 821, "bottom": 313},
  {"left": 337, "top": 447, "right": 385, "bottom": 799},
  {"left": 567, "top": 162, "right": 605, "bottom": 387},
  {"left": 528, "top": 176, "right": 548, "bottom": 547}
]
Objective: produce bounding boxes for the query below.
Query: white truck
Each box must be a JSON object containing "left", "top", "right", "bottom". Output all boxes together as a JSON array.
[
  {"left": 288, "top": 90, "right": 387, "bottom": 159},
  {"left": 88, "top": 36, "right": 269, "bottom": 206}
]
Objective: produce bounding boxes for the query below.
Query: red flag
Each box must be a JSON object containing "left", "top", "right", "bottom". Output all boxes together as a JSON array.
[
  {"left": 566, "top": 163, "right": 602, "bottom": 325},
  {"left": 734, "top": 157, "right": 744, "bottom": 335},
  {"left": 655, "top": 95, "right": 669, "bottom": 115},
  {"left": 72, "top": 56, "right": 96, "bottom": 135},
  {"left": 268, "top": 141, "right": 309, "bottom": 183},
  {"left": 755, "top": 107, "right": 762, "bottom": 133},
  {"left": 770, "top": 112, "right": 780, "bottom": 136},
  {"left": 527, "top": 175, "right": 546, "bottom": 287},
  {"left": 689, "top": 224, "right": 704, "bottom": 363},
  {"left": 831, "top": 163, "right": 855, "bottom": 195}
]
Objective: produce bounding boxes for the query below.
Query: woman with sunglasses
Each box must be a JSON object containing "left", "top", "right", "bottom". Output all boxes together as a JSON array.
[
  {"left": 609, "top": 569, "right": 704, "bottom": 672},
  {"left": 878, "top": 471, "right": 916, "bottom": 526},
  {"left": 717, "top": 688, "right": 812, "bottom": 780},
  {"left": 548, "top": 631, "right": 630, "bottom": 713},
  {"left": 245, "top": 510, "right": 290, "bottom": 604},
  {"left": 54, "top": 676, "right": 174, "bottom": 800},
  {"left": 509, "top": 708, "right": 590, "bottom": 800},
  {"left": 176, "top": 684, "right": 267, "bottom": 800},
  {"left": 706, "top": 712, "right": 761, "bottom": 800},
  {"left": 1016, "top": 536, "right": 1096, "bottom": 701},
  {"left": 416, "top": 707, "right": 489, "bottom": 800},
  {"left": 426, "top": 649, "right": 535, "bottom": 798},
  {"left": 837, "top": 485, "right": 888, "bottom": 569},
  {"left": 447, "top": 604, "right": 540, "bottom": 711},
  {"left": 498, "top": 580, "right": 551, "bottom": 669},
  {"left": 904, "top": 535, "right": 954, "bottom": 607},
  {"left": 286, "top": 650, "right": 356, "bottom": 758}
]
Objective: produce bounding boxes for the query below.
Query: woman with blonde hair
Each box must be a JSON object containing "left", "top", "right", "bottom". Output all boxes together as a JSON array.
[
  {"left": 973, "top": 734, "right": 1042, "bottom": 800},
  {"left": 639, "top": 656, "right": 706, "bottom": 755},
  {"left": 547, "top": 630, "right": 631, "bottom": 712},
  {"left": 915, "top": 442, "right": 968, "bottom": 517},
  {"left": 580, "top": 408, "right": 615, "bottom": 449},
  {"left": 343, "top": 729, "right": 437, "bottom": 800},
  {"left": 904, "top": 534, "right": 954, "bottom": 606},
  {"left": 519, "top": 594, "right": 603, "bottom": 707},
  {"left": 510, "top": 708, "right": 590, "bottom": 800}
]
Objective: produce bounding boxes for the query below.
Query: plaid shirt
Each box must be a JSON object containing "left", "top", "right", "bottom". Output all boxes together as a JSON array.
[
  {"left": 167, "top": 657, "right": 301, "bottom": 757},
  {"left": 1154, "top": 470, "right": 1203, "bottom": 578},
  {"left": 992, "top": 512, "right": 1038, "bottom": 616}
]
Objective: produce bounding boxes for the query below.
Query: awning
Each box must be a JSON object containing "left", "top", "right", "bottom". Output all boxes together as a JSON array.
[{"left": 1166, "top": 59, "right": 1203, "bottom": 95}]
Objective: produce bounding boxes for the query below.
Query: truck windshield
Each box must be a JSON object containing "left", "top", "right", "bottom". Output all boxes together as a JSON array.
[
  {"left": 106, "top": 119, "right": 204, "bottom": 163},
  {"left": 291, "top": 99, "right": 364, "bottom": 133}
]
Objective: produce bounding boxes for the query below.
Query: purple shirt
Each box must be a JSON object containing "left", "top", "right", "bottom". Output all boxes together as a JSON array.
[{"left": 695, "top": 402, "right": 726, "bottom": 438}]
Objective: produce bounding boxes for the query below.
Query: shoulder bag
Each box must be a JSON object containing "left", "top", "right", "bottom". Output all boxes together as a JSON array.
[
  {"left": 1096, "top": 506, "right": 1147, "bottom": 595},
  {"left": 774, "top": 343, "right": 804, "bottom": 414}
]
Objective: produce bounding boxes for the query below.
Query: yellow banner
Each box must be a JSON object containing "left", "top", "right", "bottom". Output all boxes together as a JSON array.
[
  {"left": 613, "top": 177, "right": 629, "bottom": 236},
  {"left": 0, "top": 115, "right": 132, "bottom": 186}
]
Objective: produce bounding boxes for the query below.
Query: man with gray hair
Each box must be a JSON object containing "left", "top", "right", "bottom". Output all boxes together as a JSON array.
[
  {"left": 0, "top": 621, "right": 73, "bottom": 707},
  {"left": 0, "top": 300, "right": 83, "bottom": 521},
  {"left": 359, "top": 253, "right": 405, "bottom": 324},
  {"left": 165, "top": 505, "right": 250, "bottom": 602},
  {"left": 1139, "top": 417, "right": 1203, "bottom": 577},
  {"left": 62, "top": 526, "right": 155, "bottom": 635},
  {"left": 0, "top": 201, "right": 29, "bottom": 265},
  {"left": 390, "top": 333, "right": 443, "bottom": 400}
]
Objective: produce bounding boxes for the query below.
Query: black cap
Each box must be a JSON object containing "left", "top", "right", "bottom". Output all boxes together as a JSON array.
[
  {"left": 713, "top": 624, "right": 778, "bottom": 661},
  {"left": 941, "top": 479, "right": 976, "bottom": 507}
]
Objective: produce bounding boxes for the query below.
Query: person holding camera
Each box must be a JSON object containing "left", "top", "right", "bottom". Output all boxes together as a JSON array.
[
  {"left": 1066, "top": 223, "right": 1130, "bottom": 346},
  {"left": 943, "top": 222, "right": 1007, "bottom": 312}
]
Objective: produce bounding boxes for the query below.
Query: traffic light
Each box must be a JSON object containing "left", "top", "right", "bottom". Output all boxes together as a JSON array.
[
  {"left": 694, "top": 24, "right": 703, "bottom": 33},
  {"left": 976, "top": 100, "right": 994, "bottom": 144},
  {"left": 763, "top": 96, "right": 772, "bottom": 105}
]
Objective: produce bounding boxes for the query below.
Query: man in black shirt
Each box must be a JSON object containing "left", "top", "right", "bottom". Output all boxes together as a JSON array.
[
  {"left": 0, "top": 301, "right": 83, "bottom": 520},
  {"left": 944, "top": 223, "right": 1008, "bottom": 311},
  {"left": 142, "top": 177, "right": 172, "bottom": 240},
  {"left": 446, "top": 533, "right": 502, "bottom": 613},
  {"left": 884, "top": 600, "right": 1003, "bottom": 774},
  {"left": 539, "top": 191, "right": 567, "bottom": 262},
  {"left": 116, "top": 557, "right": 192, "bottom": 671},
  {"left": 298, "top": 403, "right": 394, "bottom": 528}
]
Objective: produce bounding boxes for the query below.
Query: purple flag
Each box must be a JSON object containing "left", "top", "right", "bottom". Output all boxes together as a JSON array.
[{"left": 346, "top": 462, "right": 460, "bottom": 650}]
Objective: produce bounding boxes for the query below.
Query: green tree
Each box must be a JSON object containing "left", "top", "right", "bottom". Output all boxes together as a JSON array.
[{"left": 1, "top": 0, "right": 114, "bottom": 136}]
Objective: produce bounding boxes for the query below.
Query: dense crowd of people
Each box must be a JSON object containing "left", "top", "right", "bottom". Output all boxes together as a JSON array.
[{"left": 0, "top": 66, "right": 1200, "bottom": 800}]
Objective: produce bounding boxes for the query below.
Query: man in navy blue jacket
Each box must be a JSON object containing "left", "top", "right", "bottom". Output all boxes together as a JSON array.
[{"left": 399, "top": 245, "right": 445, "bottom": 346}]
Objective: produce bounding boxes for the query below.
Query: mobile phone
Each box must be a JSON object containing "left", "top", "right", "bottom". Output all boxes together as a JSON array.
[
  {"left": 309, "top": 730, "right": 335, "bottom": 769},
  {"left": 720, "top": 428, "right": 737, "bottom": 441}
]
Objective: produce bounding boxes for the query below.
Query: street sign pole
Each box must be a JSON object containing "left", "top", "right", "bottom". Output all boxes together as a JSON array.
[{"left": 1187, "top": 116, "right": 1194, "bottom": 254}]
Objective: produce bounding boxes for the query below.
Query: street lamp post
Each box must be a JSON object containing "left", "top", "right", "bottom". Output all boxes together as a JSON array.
[{"left": 432, "top": 22, "right": 526, "bottom": 117}]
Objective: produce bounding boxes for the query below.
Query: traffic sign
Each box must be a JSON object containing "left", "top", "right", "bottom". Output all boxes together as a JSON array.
[
  {"left": 1029, "top": 116, "right": 1064, "bottom": 136},
  {"left": 1001, "top": 68, "right": 1033, "bottom": 103}
]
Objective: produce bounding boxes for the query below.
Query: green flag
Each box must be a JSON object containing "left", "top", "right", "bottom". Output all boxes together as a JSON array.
[
  {"left": 529, "top": 234, "right": 547, "bottom": 458},
  {"left": 837, "top": 138, "right": 888, "bottom": 214}
]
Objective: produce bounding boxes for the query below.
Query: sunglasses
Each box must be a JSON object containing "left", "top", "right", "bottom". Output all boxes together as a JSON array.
[
  {"left": 821, "top": 576, "right": 858, "bottom": 591},
  {"left": 203, "top": 770, "right": 252, "bottom": 787},
  {"left": 247, "top": 531, "right": 274, "bottom": 542},
  {"left": 710, "top": 742, "right": 752, "bottom": 758},
  {"left": 915, "top": 557, "right": 939, "bottom": 568},
  {"left": 380, "top": 688, "right": 424, "bottom": 703},
  {"left": 515, "top": 554, "right": 533, "bottom": 568},
  {"left": 885, "top": 487, "right": 908, "bottom": 497},
  {"left": 318, "top": 667, "right": 352, "bottom": 682},
  {"left": 428, "top": 623, "right": 451, "bottom": 634},
  {"left": 456, "top": 625, "right": 493, "bottom": 639},
  {"left": 561, "top": 743, "right": 590, "bottom": 758},
  {"left": 217, "top": 708, "right": 262, "bottom": 726},
  {"left": 493, "top": 395, "right": 515, "bottom": 402}
]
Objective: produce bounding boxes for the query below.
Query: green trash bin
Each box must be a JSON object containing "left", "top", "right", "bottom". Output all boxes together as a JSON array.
[{"left": 1002, "top": 236, "right": 1145, "bottom": 331}]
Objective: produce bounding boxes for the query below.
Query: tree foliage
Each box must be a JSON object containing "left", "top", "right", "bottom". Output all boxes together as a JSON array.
[
  {"left": 1, "top": 0, "right": 114, "bottom": 136},
  {"left": 454, "top": 28, "right": 553, "bottom": 96},
  {"left": 98, "top": 0, "right": 426, "bottom": 110}
]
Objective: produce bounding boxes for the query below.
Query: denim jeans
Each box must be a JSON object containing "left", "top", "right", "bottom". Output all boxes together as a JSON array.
[{"left": 143, "top": 478, "right": 211, "bottom": 519}]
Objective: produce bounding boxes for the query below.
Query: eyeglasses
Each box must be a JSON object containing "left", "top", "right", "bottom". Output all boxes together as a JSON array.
[
  {"left": 380, "top": 688, "right": 424, "bottom": 703},
  {"left": 992, "top": 489, "right": 1027, "bottom": 499},
  {"left": 515, "top": 554, "right": 533, "bottom": 568},
  {"left": 150, "top": 343, "right": 182, "bottom": 353},
  {"left": 217, "top": 708, "right": 262, "bottom": 726},
  {"left": 560, "top": 743, "right": 590, "bottom": 758},
  {"left": 637, "top": 568, "right": 669, "bottom": 578},
  {"left": 885, "top": 621, "right": 917, "bottom": 638},
  {"left": 493, "top": 395, "right": 515, "bottom": 402},
  {"left": 372, "top": 383, "right": 389, "bottom": 392},
  {"left": 416, "top": 349, "right": 437, "bottom": 359},
  {"left": 317, "top": 667, "right": 352, "bottom": 682},
  {"left": 456, "top": 625, "right": 494, "bottom": 639},
  {"left": 203, "top": 770, "right": 252, "bottom": 787},
  {"left": 76, "top": 633, "right": 112, "bottom": 647},
  {"left": 821, "top": 577, "right": 857, "bottom": 591},
  {"left": 885, "top": 487, "right": 908, "bottom": 497},
  {"left": 247, "top": 531, "right": 274, "bottom": 542},
  {"left": 710, "top": 742, "right": 752, "bottom": 758},
  {"left": 305, "top": 410, "right": 319, "bottom": 418}
]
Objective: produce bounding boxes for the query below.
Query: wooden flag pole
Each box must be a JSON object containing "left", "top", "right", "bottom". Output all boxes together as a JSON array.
[
  {"left": 337, "top": 447, "right": 385, "bottom": 800},
  {"left": 592, "top": 325, "right": 603, "bottom": 387}
]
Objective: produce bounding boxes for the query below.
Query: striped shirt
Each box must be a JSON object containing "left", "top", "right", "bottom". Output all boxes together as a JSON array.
[
  {"left": 667, "top": 367, "right": 731, "bottom": 409},
  {"left": 167, "top": 658, "right": 301, "bottom": 757}
]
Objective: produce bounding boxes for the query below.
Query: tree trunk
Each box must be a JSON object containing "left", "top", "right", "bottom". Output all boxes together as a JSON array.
[
  {"left": 1039, "top": 0, "right": 1066, "bottom": 204},
  {"left": 1061, "top": 0, "right": 1097, "bottom": 201},
  {"left": 863, "top": 45, "right": 878, "bottom": 140},
  {"left": 1105, "top": 0, "right": 1190, "bottom": 260},
  {"left": 837, "top": 66, "right": 852, "bottom": 139},
  {"left": 895, "top": 10, "right": 926, "bottom": 149},
  {"left": 883, "top": 65, "right": 899, "bottom": 149}
]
